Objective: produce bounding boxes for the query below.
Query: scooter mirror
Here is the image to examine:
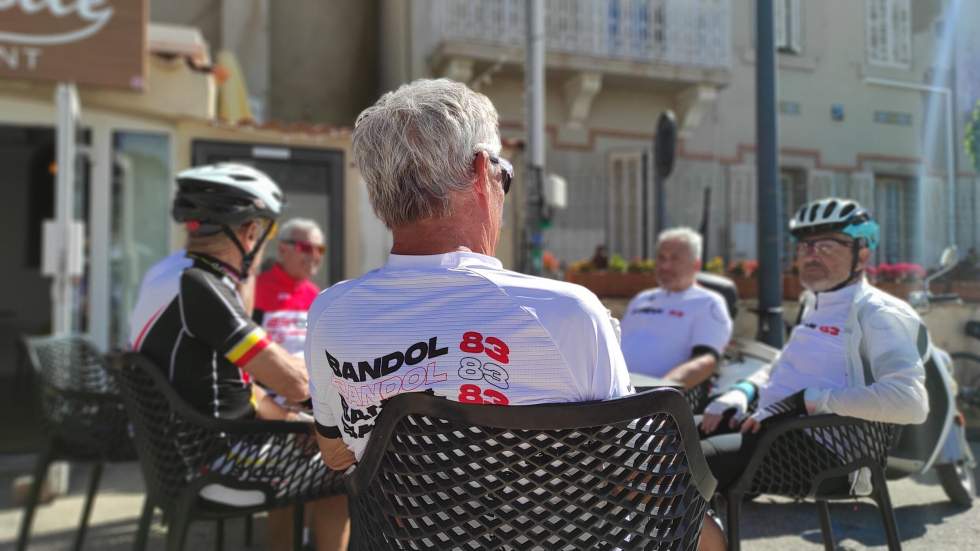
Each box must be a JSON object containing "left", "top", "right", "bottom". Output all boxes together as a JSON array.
[{"left": 939, "top": 245, "right": 958, "bottom": 270}]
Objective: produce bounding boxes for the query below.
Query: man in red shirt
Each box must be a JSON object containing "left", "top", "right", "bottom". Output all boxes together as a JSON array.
[{"left": 255, "top": 218, "right": 325, "bottom": 355}]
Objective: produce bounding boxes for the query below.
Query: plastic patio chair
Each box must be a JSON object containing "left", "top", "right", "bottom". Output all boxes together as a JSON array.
[
  {"left": 110, "top": 352, "right": 344, "bottom": 551},
  {"left": 345, "top": 387, "right": 718, "bottom": 550},
  {"left": 685, "top": 377, "right": 714, "bottom": 414},
  {"left": 722, "top": 414, "right": 900, "bottom": 551},
  {"left": 16, "top": 335, "right": 136, "bottom": 551}
]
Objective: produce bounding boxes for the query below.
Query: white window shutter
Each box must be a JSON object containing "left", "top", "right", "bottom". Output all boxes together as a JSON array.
[
  {"left": 774, "top": 0, "right": 787, "bottom": 50},
  {"left": 729, "top": 165, "right": 757, "bottom": 260},
  {"left": 789, "top": 0, "right": 802, "bottom": 53},
  {"left": 892, "top": 0, "right": 911, "bottom": 66},
  {"left": 807, "top": 170, "right": 834, "bottom": 199},
  {"left": 607, "top": 152, "right": 644, "bottom": 259},
  {"left": 850, "top": 171, "right": 875, "bottom": 210}
]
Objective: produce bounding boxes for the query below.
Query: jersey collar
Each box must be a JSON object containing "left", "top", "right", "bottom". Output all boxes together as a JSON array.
[
  {"left": 187, "top": 252, "right": 242, "bottom": 284},
  {"left": 384, "top": 251, "right": 504, "bottom": 271}
]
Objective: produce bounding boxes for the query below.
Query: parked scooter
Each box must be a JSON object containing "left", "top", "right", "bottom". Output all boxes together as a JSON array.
[
  {"left": 898, "top": 247, "right": 978, "bottom": 506},
  {"left": 700, "top": 250, "right": 976, "bottom": 507}
]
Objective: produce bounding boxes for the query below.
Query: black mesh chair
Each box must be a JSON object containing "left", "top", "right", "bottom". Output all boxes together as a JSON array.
[
  {"left": 16, "top": 335, "right": 136, "bottom": 551},
  {"left": 723, "top": 414, "right": 900, "bottom": 551},
  {"left": 684, "top": 378, "right": 714, "bottom": 414},
  {"left": 346, "top": 387, "right": 717, "bottom": 550},
  {"left": 111, "top": 352, "right": 344, "bottom": 551}
]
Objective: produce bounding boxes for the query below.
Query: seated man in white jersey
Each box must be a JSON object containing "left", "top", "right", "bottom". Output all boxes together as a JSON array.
[
  {"left": 304, "top": 78, "right": 632, "bottom": 473},
  {"left": 620, "top": 227, "right": 733, "bottom": 389},
  {"left": 695, "top": 199, "right": 929, "bottom": 551},
  {"left": 129, "top": 164, "right": 347, "bottom": 551}
]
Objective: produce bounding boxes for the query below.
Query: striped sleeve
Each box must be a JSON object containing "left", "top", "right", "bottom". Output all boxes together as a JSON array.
[
  {"left": 180, "top": 268, "right": 271, "bottom": 369},
  {"left": 226, "top": 326, "right": 271, "bottom": 367}
]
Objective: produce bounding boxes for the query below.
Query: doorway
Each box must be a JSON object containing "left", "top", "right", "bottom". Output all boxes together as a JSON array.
[{"left": 0, "top": 125, "right": 90, "bottom": 377}]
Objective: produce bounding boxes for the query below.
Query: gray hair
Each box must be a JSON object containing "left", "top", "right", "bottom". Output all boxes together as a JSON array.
[
  {"left": 279, "top": 217, "right": 323, "bottom": 241},
  {"left": 352, "top": 78, "right": 502, "bottom": 228},
  {"left": 657, "top": 227, "right": 703, "bottom": 261}
]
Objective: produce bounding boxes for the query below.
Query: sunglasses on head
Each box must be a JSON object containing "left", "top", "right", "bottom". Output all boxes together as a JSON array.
[
  {"left": 282, "top": 239, "right": 325, "bottom": 255},
  {"left": 486, "top": 154, "right": 513, "bottom": 195}
]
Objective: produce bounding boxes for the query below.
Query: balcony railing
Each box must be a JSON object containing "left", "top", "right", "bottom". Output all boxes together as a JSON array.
[{"left": 434, "top": 0, "right": 731, "bottom": 69}]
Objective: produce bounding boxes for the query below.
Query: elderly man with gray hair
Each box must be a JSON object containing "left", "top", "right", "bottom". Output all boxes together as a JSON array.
[
  {"left": 620, "top": 227, "right": 733, "bottom": 389},
  {"left": 304, "top": 78, "right": 632, "bottom": 473},
  {"left": 255, "top": 217, "right": 326, "bottom": 355}
]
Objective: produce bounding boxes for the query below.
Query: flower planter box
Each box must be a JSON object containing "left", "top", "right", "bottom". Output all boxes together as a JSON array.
[
  {"left": 564, "top": 272, "right": 657, "bottom": 298},
  {"left": 731, "top": 276, "right": 801, "bottom": 300},
  {"left": 873, "top": 281, "right": 921, "bottom": 301},
  {"left": 782, "top": 275, "right": 803, "bottom": 300},
  {"left": 731, "top": 276, "right": 758, "bottom": 299}
]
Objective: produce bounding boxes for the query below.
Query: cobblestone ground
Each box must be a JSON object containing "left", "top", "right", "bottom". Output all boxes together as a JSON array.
[{"left": 0, "top": 442, "right": 978, "bottom": 550}]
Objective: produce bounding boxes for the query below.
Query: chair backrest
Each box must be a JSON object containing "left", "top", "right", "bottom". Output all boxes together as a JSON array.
[
  {"left": 696, "top": 272, "right": 739, "bottom": 320},
  {"left": 737, "top": 415, "right": 896, "bottom": 499},
  {"left": 111, "top": 352, "right": 234, "bottom": 504},
  {"left": 112, "top": 352, "right": 341, "bottom": 508},
  {"left": 347, "top": 388, "right": 716, "bottom": 551},
  {"left": 21, "top": 335, "right": 131, "bottom": 459}
]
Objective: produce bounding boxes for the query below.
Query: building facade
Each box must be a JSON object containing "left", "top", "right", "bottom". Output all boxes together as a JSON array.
[{"left": 381, "top": 0, "right": 979, "bottom": 269}]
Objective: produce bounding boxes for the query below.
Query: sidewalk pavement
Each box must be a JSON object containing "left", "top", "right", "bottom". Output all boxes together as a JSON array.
[{"left": 1, "top": 444, "right": 977, "bottom": 550}]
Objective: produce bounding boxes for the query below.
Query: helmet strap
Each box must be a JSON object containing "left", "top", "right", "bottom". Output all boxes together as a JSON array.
[
  {"left": 221, "top": 221, "right": 276, "bottom": 280},
  {"left": 821, "top": 239, "right": 864, "bottom": 293}
]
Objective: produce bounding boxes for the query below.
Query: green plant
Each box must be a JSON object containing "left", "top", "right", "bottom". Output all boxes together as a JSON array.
[
  {"left": 705, "top": 256, "right": 724, "bottom": 275},
  {"left": 966, "top": 100, "right": 980, "bottom": 172},
  {"left": 627, "top": 257, "right": 655, "bottom": 273},
  {"left": 567, "top": 259, "right": 593, "bottom": 273},
  {"left": 608, "top": 254, "right": 628, "bottom": 273}
]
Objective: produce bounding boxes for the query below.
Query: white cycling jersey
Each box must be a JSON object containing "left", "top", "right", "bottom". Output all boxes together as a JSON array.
[
  {"left": 305, "top": 251, "right": 633, "bottom": 460},
  {"left": 758, "top": 282, "right": 854, "bottom": 410},
  {"left": 620, "top": 285, "right": 732, "bottom": 377},
  {"left": 746, "top": 277, "right": 929, "bottom": 425}
]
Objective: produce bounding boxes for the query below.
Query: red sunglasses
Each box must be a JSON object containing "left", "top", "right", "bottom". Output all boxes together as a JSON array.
[{"left": 282, "top": 239, "right": 325, "bottom": 255}]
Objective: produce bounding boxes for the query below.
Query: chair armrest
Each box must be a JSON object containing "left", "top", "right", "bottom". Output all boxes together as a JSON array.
[{"left": 731, "top": 414, "right": 895, "bottom": 498}]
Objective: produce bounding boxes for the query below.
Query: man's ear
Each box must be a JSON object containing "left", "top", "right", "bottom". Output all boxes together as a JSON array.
[
  {"left": 471, "top": 151, "right": 492, "bottom": 199},
  {"left": 857, "top": 246, "right": 872, "bottom": 268},
  {"left": 240, "top": 221, "right": 259, "bottom": 241}
]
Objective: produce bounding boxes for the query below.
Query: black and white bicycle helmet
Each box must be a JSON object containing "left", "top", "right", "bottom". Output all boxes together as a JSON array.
[
  {"left": 788, "top": 197, "right": 879, "bottom": 250},
  {"left": 789, "top": 197, "right": 880, "bottom": 291},
  {"left": 172, "top": 163, "right": 285, "bottom": 278},
  {"left": 173, "top": 163, "right": 284, "bottom": 231}
]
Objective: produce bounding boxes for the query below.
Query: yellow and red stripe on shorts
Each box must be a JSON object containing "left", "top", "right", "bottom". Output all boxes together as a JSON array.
[{"left": 226, "top": 327, "right": 271, "bottom": 367}]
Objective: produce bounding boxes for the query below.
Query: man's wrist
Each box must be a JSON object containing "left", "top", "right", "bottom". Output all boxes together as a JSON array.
[{"left": 731, "top": 380, "right": 757, "bottom": 403}]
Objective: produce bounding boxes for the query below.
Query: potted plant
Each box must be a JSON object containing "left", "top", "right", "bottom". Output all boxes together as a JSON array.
[
  {"left": 868, "top": 263, "right": 925, "bottom": 300},
  {"left": 728, "top": 259, "right": 759, "bottom": 299},
  {"left": 565, "top": 254, "right": 658, "bottom": 298}
]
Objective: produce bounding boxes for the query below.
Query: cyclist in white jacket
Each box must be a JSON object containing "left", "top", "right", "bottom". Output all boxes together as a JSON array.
[{"left": 696, "top": 198, "right": 929, "bottom": 551}]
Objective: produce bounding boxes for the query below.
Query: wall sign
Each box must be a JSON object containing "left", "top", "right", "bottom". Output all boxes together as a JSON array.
[{"left": 0, "top": 0, "right": 147, "bottom": 90}]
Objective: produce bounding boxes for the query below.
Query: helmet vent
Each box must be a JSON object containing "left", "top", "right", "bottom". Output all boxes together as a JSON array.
[
  {"left": 230, "top": 174, "right": 256, "bottom": 181},
  {"left": 808, "top": 203, "right": 820, "bottom": 222},
  {"left": 797, "top": 207, "right": 806, "bottom": 222},
  {"left": 839, "top": 203, "right": 856, "bottom": 218},
  {"left": 822, "top": 200, "right": 838, "bottom": 219}
]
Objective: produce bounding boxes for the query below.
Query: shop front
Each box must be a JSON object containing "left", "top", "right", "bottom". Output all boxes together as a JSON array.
[{"left": 0, "top": 6, "right": 374, "bottom": 367}]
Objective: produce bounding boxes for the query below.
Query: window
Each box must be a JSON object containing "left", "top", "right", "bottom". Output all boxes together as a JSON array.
[
  {"left": 781, "top": 169, "right": 808, "bottom": 268},
  {"left": 866, "top": 0, "right": 911, "bottom": 67},
  {"left": 775, "top": 0, "right": 802, "bottom": 54},
  {"left": 607, "top": 152, "right": 645, "bottom": 259},
  {"left": 110, "top": 132, "right": 171, "bottom": 348},
  {"left": 874, "top": 176, "right": 913, "bottom": 263}
]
